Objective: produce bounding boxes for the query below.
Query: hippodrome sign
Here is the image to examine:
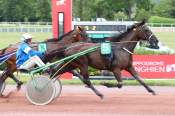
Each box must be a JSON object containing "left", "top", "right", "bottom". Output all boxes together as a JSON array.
[
  {"left": 122, "top": 55, "right": 175, "bottom": 78},
  {"left": 51, "top": 0, "right": 72, "bottom": 79},
  {"left": 52, "top": 0, "right": 72, "bottom": 38}
]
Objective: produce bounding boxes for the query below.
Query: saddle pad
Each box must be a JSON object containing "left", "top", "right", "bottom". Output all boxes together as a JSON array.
[{"left": 100, "top": 42, "right": 111, "bottom": 55}]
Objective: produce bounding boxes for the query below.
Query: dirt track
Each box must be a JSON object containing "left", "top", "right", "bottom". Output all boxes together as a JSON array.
[{"left": 0, "top": 85, "right": 175, "bottom": 116}]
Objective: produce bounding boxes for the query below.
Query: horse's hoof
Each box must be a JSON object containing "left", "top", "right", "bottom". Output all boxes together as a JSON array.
[
  {"left": 0, "top": 94, "right": 8, "bottom": 98},
  {"left": 85, "top": 85, "right": 90, "bottom": 88},
  {"left": 99, "top": 94, "right": 104, "bottom": 99},
  {"left": 100, "top": 82, "right": 115, "bottom": 88},
  {"left": 117, "top": 83, "right": 122, "bottom": 88},
  {"left": 0, "top": 94, "right": 4, "bottom": 97},
  {"left": 17, "top": 81, "right": 23, "bottom": 90},
  {"left": 151, "top": 91, "right": 156, "bottom": 95}
]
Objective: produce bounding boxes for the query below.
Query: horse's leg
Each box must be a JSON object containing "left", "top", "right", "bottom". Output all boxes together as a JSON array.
[
  {"left": 71, "top": 70, "right": 91, "bottom": 88},
  {"left": 0, "top": 69, "right": 9, "bottom": 96},
  {"left": 6, "top": 62, "right": 23, "bottom": 90},
  {"left": 70, "top": 70, "right": 85, "bottom": 83},
  {"left": 9, "top": 74, "right": 23, "bottom": 90},
  {"left": 79, "top": 66, "right": 104, "bottom": 99},
  {"left": 113, "top": 68, "right": 123, "bottom": 88},
  {"left": 101, "top": 68, "right": 123, "bottom": 88},
  {"left": 126, "top": 66, "right": 156, "bottom": 95},
  {"left": 50, "top": 58, "right": 103, "bottom": 98}
]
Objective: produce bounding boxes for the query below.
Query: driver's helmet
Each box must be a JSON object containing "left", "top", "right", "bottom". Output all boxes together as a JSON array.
[{"left": 21, "top": 33, "right": 32, "bottom": 42}]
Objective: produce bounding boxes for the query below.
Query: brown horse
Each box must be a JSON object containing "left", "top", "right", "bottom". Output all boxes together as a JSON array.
[
  {"left": 50, "top": 21, "right": 159, "bottom": 98},
  {"left": 0, "top": 27, "right": 88, "bottom": 95}
]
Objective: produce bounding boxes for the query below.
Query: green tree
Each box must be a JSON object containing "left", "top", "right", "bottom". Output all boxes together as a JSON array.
[
  {"left": 114, "top": 11, "right": 127, "bottom": 21},
  {"left": 135, "top": 9, "right": 151, "bottom": 21},
  {"left": 169, "top": 0, "right": 175, "bottom": 18},
  {"left": 0, "top": 0, "right": 51, "bottom": 22},
  {"left": 35, "top": 0, "right": 51, "bottom": 21},
  {"left": 135, "top": 0, "right": 153, "bottom": 21},
  {"left": 73, "top": 0, "right": 100, "bottom": 21},
  {"left": 152, "top": 0, "right": 172, "bottom": 17},
  {"left": 73, "top": 0, "right": 155, "bottom": 21}
]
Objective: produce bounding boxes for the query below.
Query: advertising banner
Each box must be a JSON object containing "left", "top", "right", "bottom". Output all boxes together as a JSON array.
[{"left": 122, "top": 55, "right": 175, "bottom": 78}]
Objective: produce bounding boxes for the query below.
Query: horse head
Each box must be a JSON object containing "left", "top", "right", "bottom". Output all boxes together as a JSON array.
[
  {"left": 73, "top": 26, "right": 89, "bottom": 42},
  {"left": 133, "top": 20, "right": 159, "bottom": 49},
  {"left": 59, "top": 26, "right": 89, "bottom": 44}
]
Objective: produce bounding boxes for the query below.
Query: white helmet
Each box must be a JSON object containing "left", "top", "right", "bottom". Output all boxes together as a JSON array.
[{"left": 21, "top": 33, "right": 32, "bottom": 42}]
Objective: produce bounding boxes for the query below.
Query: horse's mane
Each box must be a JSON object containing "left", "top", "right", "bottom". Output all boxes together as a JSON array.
[
  {"left": 108, "top": 24, "right": 135, "bottom": 42},
  {"left": 45, "top": 30, "right": 74, "bottom": 42},
  {"left": 59, "top": 30, "right": 74, "bottom": 40}
]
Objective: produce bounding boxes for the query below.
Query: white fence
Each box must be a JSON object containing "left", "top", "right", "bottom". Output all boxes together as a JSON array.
[
  {"left": 149, "top": 27, "right": 175, "bottom": 32},
  {"left": 0, "top": 22, "right": 175, "bottom": 33},
  {"left": 0, "top": 22, "right": 52, "bottom": 33},
  {"left": 0, "top": 27, "right": 52, "bottom": 33}
]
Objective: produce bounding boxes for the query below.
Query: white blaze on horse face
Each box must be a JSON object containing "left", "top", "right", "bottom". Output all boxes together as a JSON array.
[{"left": 56, "top": 0, "right": 66, "bottom": 6}]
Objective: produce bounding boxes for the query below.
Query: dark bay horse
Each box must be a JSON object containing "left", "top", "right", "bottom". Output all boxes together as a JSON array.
[
  {"left": 0, "top": 27, "right": 88, "bottom": 96},
  {"left": 50, "top": 21, "right": 159, "bottom": 98}
]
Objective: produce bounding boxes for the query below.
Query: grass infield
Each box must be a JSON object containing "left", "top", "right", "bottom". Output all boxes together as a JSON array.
[
  {"left": 0, "top": 32, "right": 174, "bottom": 51},
  {"left": 1, "top": 31, "right": 175, "bottom": 86},
  {"left": 5, "top": 74, "right": 175, "bottom": 86}
]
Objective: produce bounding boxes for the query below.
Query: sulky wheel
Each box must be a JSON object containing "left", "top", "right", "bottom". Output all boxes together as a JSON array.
[
  {"left": 26, "top": 76, "right": 55, "bottom": 105},
  {"left": 0, "top": 82, "right": 6, "bottom": 95},
  {"left": 52, "top": 78, "right": 62, "bottom": 100}
]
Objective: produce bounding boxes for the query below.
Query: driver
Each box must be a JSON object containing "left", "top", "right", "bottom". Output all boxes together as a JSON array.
[{"left": 16, "top": 33, "right": 45, "bottom": 70}]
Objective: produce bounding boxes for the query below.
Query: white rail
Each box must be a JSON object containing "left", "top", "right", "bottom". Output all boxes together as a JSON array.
[{"left": 0, "top": 22, "right": 175, "bottom": 33}]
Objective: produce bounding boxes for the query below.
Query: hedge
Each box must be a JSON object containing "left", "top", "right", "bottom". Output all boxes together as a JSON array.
[{"left": 148, "top": 16, "right": 175, "bottom": 24}]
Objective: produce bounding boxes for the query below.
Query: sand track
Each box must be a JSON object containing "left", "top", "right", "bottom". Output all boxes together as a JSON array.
[{"left": 0, "top": 85, "right": 175, "bottom": 116}]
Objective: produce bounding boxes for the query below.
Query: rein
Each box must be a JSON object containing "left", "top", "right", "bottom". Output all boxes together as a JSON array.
[
  {"left": 140, "top": 25, "right": 153, "bottom": 41},
  {"left": 65, "top": 41, "right": 139, "bottom": 52},
  {"left": 122, "top": 48, "right": 134, "bottom": 54}
]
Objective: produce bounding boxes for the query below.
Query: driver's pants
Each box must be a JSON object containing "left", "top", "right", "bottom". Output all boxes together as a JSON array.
[{"left": 19, "top": 55, "right": 45, "bottom": 70}]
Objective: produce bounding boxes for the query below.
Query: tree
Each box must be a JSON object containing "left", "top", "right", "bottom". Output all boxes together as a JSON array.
[
  {"left": 0, "top": 0, "right": 51, "bottom": 22},
  {"left": 152, "top": 0, "right": 172, "bottom": 17},
  {"left": 134, "top": 0, "right": 153, "bottom": 21},
  {"left": 73, "top": 0, "right": 101, "bottom": 21},
  {"left": 135, "top": 9, "right": 151, "bottom": 21},
  {"left": 73, "top": 0, "right": 146, "bottom": 21},
  {"left": 35, "top": 0, "right": 51, "bottom": 21},
  {"left": 169, "top": 0, "right": 175, "bottom": 18}
]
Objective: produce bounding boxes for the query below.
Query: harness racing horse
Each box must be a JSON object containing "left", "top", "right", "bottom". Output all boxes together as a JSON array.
[
  {"left": 50, "top": 21, "right": 159, "bottom": 98},
  {"left": 0, "top": 27, "right": 88, "bottom": 96}
]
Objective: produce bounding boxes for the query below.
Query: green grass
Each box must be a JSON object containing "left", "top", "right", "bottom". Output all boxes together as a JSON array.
[
  {"left": 155, "top": 32, "right": 175, "bottom": 51},
  {"left": 0, "top": 31, "right": 174, "bottom": 87},
  {"left": 148, "top": 16, "right": 175, "bottom": 24},
  {"left": 0, "top": 32, "right": 174, "bottom": 51},
  {"left": 61, "top": 79, "right": 175, "bottom": 86},
  {"left": 0, "top": 32, "right": 52, "bottom": 49},
  {"left": 5, "top": 75, "right": 175, "bottom": 86}
]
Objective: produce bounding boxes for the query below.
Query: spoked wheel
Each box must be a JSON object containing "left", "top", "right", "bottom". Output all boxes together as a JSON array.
[
  {"left": 26, "top": 76, "right": 55, "bottom": 105},
  {"left": 0, "top": 82, "right": 6, "bottom": 96},
  {"left": 52, "top": 78, "right": 62, "bottom": 100}
]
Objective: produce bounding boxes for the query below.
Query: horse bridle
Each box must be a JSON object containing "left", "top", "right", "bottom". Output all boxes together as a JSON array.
[{"left": 139, "top": 25, "right": 154, "bottom": 42}]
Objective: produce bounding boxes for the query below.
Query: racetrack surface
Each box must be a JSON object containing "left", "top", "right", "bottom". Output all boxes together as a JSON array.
[{"left": 0, "top": 85, "right": 175, "bottom": 116}]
